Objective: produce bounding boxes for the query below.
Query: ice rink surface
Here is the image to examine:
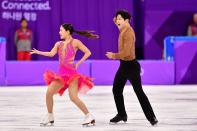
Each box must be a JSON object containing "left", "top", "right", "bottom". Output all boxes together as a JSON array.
[{"left": 0, "top": 85, "right": 197, "bottom": 131}]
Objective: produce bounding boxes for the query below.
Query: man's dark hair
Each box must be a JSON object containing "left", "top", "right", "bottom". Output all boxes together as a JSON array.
[{"left": 116, "top": 10, "right": 131, "bottom": 21}]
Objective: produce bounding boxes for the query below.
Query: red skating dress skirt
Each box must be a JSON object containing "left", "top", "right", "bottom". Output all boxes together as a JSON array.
[{"left": 43, "top": 41, "right": 94, "bottom": 96}]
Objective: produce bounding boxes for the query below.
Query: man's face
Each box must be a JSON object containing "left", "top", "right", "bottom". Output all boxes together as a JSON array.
[{"left": 116, "top": 14, "right": 127, "bottom": 30}]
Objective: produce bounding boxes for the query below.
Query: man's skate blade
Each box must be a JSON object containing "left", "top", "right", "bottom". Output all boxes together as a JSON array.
[{"left": 109, "top": 120, "right": 127, "bottom": 125}]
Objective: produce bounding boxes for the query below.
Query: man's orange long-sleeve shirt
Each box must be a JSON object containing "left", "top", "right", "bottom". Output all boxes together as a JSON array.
[{"left": 114, "top": 25, "right": 136, "bottom": 61}]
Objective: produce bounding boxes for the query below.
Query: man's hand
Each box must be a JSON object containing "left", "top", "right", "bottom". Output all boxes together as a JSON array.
[{"left": 106, "top": 52, "right": 115, "bottom": 59}]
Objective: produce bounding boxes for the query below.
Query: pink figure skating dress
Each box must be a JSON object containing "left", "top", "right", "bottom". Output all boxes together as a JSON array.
[{"left": 44, "top": 39, "right": 93, "bottom": 96}]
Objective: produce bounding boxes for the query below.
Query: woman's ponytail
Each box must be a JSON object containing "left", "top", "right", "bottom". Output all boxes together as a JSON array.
[{"left": 62, "top": 23, "right": 99, "bottom": 39}]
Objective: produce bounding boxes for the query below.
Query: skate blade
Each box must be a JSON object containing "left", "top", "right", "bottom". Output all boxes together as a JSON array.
[
  {"left": 109, "top": 122, "right": 117, "bottom": 125},
  {"left": 109, "top": 120, "right": 127, "bottom": 125},
  {"left": 40, "top": 121, "right": 54, "bottom": 127},
  {"left": 82, "top": 120, "right": 95, "bottom": 127}
]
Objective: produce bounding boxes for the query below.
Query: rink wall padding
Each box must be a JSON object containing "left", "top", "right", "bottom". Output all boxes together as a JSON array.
[
  {"left": 174, "top": 41, "right": 197, "bottom": 84},
  {"left": 0, "top": 38, "right": 6, "bottom": 86},
  {"left": 91, "top": 60, "right": 174, "bottom": 85},
  {"left": 1, "top": 60, "right": 174, "bottom": 86},
  {"left": 5, "top": 61, "right": 90, "bottom": 86}
]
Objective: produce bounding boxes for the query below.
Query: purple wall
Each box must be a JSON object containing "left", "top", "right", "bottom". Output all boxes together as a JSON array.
[
  {"left": 91, "top": 60, "right": 119, "bottom": 85},
  {"left": 1, "top": 1, "right": 197, "bottom": 85},
  {"left": 0, "top": 38, "right": 6, "bottom": 86},
  {"left": 2, "top": 0, "right": 197, "bottom": 60},
  {"left": 5, "top": 61, "right": 90, "bottom": 86},
  {"left": 1, "top": 60, "right": 174, "bottom": 86},
  {"left": 140, "top": 61, "right": 174, "bottom": 84},
  {"left": 174, "top": 41, "right": 197, "bottom": 84},
  {"left": 92, "top": 60, "right": 174, "bottom": 85},
  {"left": 2, "top": 36, "right": 196, "bottom": 86},
  {"left": 144, "top": 0, "right": 197, "bottom": 59},
  {"left": 0, "top": 0, "right": 134, "bottom": 60}
]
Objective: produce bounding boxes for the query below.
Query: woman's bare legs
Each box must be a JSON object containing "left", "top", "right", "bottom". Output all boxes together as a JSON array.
[
  {"left": 68, "top": 79, "right": 95, "bottom": 125},
  {"left": 40, "top": 80, "right": 63, "bottom": 126},
  {"left": 68, "top": 79, "right": 89, "bottom": 114},
  {"left": 46, "top": 80, "right": 63, "bottom": 113}
]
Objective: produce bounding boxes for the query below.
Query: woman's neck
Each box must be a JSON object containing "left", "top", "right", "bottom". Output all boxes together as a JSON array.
[{"left": 64, "top": 35, "right": 72, "bottom": 43}]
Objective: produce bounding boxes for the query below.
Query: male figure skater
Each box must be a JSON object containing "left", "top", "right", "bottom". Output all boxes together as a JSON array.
[{"left": 106, "top": 10, "right": 158, "bottom": 126}]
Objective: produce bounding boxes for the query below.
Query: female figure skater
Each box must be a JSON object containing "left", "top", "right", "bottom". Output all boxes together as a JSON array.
[{"left": 31, "top": 23, "right": 98, "bottom": 126}]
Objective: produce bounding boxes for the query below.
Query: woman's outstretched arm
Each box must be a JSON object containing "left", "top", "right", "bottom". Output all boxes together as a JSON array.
[{"left": 30, "top": 42, "right": 59, "bottom": 57}]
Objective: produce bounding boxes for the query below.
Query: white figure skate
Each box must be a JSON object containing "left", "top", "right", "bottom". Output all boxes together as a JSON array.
[
  {"left": 40, "top": 113, "right": 54, "bottom": 126},
  {"left": 82, "top": 113, "right": 95, "bottom": 126}
]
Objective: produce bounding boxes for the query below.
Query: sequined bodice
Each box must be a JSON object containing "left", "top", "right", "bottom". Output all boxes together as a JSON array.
[{"left": 58, "top": 40, "right": 76, "bottom": 67}]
